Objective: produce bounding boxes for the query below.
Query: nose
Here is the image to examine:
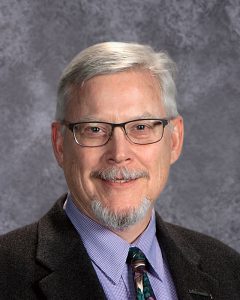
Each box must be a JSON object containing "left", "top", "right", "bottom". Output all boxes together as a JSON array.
[{"left": 105, "top": 127, "right": 132, "bottom": 164}]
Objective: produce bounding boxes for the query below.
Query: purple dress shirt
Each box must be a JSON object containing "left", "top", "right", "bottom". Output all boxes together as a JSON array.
[{"left": 64, "top": 194, "right": 178, "bottom": 300}]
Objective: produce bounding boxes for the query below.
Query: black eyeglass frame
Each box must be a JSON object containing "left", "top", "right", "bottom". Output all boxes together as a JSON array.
[{"left": 62, "top": 118, "right": 169, "bottom": 147}]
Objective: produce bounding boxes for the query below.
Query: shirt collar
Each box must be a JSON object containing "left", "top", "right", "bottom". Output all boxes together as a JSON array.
[
  {"left": 131, "top": 212, "right": 163, "bottom": 281},
  {"left": 64, "top": 193, "right": 163, "bottom": 284}
]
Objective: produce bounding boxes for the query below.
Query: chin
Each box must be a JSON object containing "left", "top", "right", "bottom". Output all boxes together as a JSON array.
[{"left": 90, "top": 197, "right": 152, "bottom": 231}]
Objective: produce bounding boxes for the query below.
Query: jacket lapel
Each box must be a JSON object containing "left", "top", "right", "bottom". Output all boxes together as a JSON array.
[
  {"left": 155, "top": 214, "right": 219, "bottom": 300},
  {"left": 35, "top": 196, "right": 106, "bottom": 299}
]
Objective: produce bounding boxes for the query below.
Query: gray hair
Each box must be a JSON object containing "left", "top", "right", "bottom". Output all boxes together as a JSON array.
[{"left": 56, "top": 42, "right": 179, "bottom": 121}]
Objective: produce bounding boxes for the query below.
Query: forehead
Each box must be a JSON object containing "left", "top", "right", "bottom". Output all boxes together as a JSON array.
[{"left": 66, "top": 70, "right": 165, "bottom": 121}]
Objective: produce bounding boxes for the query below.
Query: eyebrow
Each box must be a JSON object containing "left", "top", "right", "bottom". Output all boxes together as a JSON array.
[{"left": 76, "top": 113, "right": 163, "bottom": 122}]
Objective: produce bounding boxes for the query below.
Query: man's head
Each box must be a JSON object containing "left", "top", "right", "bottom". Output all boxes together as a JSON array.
[{"left": 52, "top": 42, "right": 184, "bottom": 232}]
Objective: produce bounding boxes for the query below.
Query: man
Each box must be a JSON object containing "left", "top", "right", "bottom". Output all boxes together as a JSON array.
[{"left": 0, "top": 42, "right": 239, "bottom": 299}]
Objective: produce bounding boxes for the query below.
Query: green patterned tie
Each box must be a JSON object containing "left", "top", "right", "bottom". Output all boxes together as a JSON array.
[{"left": 127, "top": 247, "right": 156, "bottom": 300}]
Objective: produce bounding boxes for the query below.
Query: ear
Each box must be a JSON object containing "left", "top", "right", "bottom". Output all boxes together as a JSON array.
[
  {"left": 51, "top": 122, "right": 64, "bottom": 168},
  {"left": 170, "top": 115, "right": 184, "bottom": 165}
]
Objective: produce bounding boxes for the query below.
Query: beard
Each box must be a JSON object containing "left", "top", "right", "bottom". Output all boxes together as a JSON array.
[
  {"left": 91, "top": 197, "right": 152, "bottom": 231},
  {"left": 90, "top": 166, "right": 152, "bottom": 230}
]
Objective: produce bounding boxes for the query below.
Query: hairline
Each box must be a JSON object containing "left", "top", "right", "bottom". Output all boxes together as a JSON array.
[{"left": 56, "top": 42, "right": 179, "bottom": 121}]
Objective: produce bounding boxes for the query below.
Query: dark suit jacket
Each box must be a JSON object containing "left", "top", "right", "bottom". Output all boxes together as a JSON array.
[{"left": 0, "top": 194, "right": 239, "bottom": 299}]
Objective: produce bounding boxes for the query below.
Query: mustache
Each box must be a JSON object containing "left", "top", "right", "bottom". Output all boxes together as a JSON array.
[{"left": 91, "top": 166, "right": 149, "bottom": 181}]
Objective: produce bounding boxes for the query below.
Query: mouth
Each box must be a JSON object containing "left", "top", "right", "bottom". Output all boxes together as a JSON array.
[
  {"left": 100, "top": 178, "right": 138, "bottom": 186},
  {"left": 91, "top": 167, "right": 149, "bottom": 187},
  {"left": 104, "top": 178, "right": 135, "bottom": 183}
]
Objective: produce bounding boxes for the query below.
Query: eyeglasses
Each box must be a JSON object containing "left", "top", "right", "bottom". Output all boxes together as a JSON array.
[{"left": 62, "top": 118, "right": 169, "bottom": 147}]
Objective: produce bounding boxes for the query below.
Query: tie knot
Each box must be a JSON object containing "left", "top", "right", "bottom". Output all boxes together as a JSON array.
[{"left": 127, "top": 247, "right": 148, "bottom": 272}]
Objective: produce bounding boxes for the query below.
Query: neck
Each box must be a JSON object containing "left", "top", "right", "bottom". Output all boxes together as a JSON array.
[{"left": 110, "top": 211, "right": 153, "bottom": 243}]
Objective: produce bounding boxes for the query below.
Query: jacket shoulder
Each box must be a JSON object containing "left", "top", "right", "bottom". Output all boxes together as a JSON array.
[
  {"left": 166, "top": 221, "right": 240, "bottom": 257},
  {"left": 0, "top": 221, "right": 38, "bottom": 244},
  {"left": 164, "top": 221, "right": 240, "bottom": 279},
  {"left": 0, "top": 223, "right": 39, "bottom": 264},
  {"left": 0, "top": 223, "right": 41, "bottom": 298}
]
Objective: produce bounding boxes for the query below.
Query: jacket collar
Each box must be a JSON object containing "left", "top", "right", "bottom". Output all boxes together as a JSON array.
[
  {"left": 35, "top": 194, "right": 106, "bottom": 299},
  {"left": 155, "top": 213, "right": 218, "bottom": 300}
]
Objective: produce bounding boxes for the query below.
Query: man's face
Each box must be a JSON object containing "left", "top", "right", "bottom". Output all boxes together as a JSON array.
[{"left": 52, "top": 70, "right": 183, "bottom": 228}]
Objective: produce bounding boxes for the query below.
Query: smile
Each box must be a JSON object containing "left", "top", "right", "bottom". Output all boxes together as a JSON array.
[
  {"left": 100, "top": 178, "right": 138, "bottom": 186},
  {"left": 104, "top": 178, "right": 133, "bottom": 183}
]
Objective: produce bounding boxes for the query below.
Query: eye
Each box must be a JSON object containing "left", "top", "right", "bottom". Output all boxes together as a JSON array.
[
  {"left": 79, "top": 123, "right": 110, "bottom": 138},
  {"left": 128, "top": 122, "right": 153, "bottom": 136},
  {"left": 136, "top": 124, "right": 146, "bottom": 130},
  {"left": 88, "top": 126, "right": 101, "bottom": 133},
  {"left": 133, "top": 122, "right": 153, "bottom": 131},
  {"left": 84, "top": 125, "right": 105, "bottom": 135}
]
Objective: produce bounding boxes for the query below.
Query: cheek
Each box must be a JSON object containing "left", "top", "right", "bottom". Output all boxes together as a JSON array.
[
  {"left": 145, "top": 145, "right": 171, "bottom": 195},
  {"left": 63, "top": 156, "right": 84, "bottom": 194},
  {"left": 148, "top": 163, "right": 170, "bottom": 200},
  {"left": 153, "top": 158, "right": 170, "bottom": 186},
  {"left": 62, "top": 141, "right": 85, "bottom": 186},
  {"left": 62, "top": 144, "right": 100, "bottom": 194}
]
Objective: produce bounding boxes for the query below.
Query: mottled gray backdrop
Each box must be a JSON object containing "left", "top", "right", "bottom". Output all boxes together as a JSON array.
[{"left": 0, "top": 0, "right": 239, "bottom": 251}]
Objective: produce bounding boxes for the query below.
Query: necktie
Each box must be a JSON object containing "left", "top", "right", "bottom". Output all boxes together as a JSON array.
[{"left": 127, "top": 247, "right": 156, "bottom": 300}]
